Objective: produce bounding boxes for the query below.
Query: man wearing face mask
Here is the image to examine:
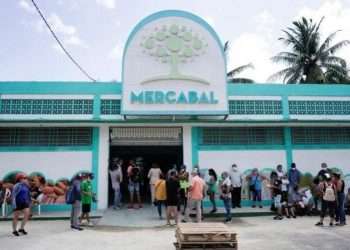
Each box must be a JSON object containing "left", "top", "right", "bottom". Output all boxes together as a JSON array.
[
  {"left": 230, "top": 164, "right": 242, "bottom": 208},
  {"left": 288, "top": 163, "right": 301, "bottom": 190}
]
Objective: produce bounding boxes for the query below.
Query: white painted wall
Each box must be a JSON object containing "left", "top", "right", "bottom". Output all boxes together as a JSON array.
[
  {"left": 198, "top": 150, "right": 287, "bottom": 200},
  {"left": 198, "top": 150, "right": 287, "bottom": 174},
  {"left": 293, "top": 149, "right": 350, "bottom": 175},
  {"left": 182, "top": 125, "right": 192, "bottom": 168},
  {"left": 0, "top": 151, "right": 92, "bottom": 180},
  {"left": 97, "top": 125, "right": 110, "bottom": 209}
]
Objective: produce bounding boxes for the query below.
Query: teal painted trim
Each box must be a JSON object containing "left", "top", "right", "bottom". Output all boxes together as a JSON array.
[
  {"left": 199, "top": 145, "right": 285, "bottom": 151},
  {"left": 0, "top": 146, "right": 92, "bottom": 152},
  {"left": 282, "top": 95, "right": 289, "bottom": 120},
  {"left": 292, "top": 144, "right": 350, "bottom": 149},
  {"left": 284, "top": 128, "right": 293, "bottom": 169},
  {"left": 39, "top": 204, "right": 71, "bottom": 212},
  {"left": 191, "top": 127, "right": 199, "bottom": 168},
  {"left": 0, "top": 82, "right": 122, "bottom": 95},
  {"left": 93, "top": 95, "right": 101, "bottom": 120},
  {"left": 202, "top": 199, "right": 272, "bottom": 208},
  {"left": 121, "top": 110, "right": 229, "bottom": 115},
  {"left": 227, "top": 83, "right": 350, "bottom": 97},
  {"left": 91, "top": 128, "right": 99, "bottom": 210}
]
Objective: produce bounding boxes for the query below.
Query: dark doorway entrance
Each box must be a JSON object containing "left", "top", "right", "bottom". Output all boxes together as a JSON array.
[{"left": 108, "top": 145, "right": 183, "bottom": 206}]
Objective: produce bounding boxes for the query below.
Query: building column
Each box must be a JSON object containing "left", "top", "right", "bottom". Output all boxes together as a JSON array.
[
  {"left": 284, "top": 127, "right": 293, "bottom": 169},
  {"left": 97, "top": 125, "right": 110, "bottom": 210},
  {"left": 182, "top": 125, "right": 192, "bottom": 168}
]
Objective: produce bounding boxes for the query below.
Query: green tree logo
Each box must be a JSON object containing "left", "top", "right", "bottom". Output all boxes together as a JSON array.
[{"left": 140, "top": 24, "right": 209, "bottom": 85}]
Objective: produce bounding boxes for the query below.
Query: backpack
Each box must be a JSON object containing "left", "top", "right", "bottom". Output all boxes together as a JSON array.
[
  {"left": 323, "top": 183, "right": 336, "bottom": 201},
  {"left": 65, "top": 185, "right": 75, "bottom": 204},
  {"left": 130, "top": 167, "right": 140, "bottom": 182},
  {"left": 15, "top": 184, "right": 29, "bottom": 205}
]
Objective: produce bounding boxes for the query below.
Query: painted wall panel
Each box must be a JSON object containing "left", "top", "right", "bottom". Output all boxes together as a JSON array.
[
  {"left": 198, "top": 150, "right": 286, "bottom": 200},
  {"left": 293, "top": 149, "right": 350, "bottom": 176},
  {"left": 0, "top": 151, "right": 92, "bottom": 180}
]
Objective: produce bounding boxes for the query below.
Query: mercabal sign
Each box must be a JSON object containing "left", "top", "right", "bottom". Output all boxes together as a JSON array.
[{"left": 122, "top": 10, "right": 228, "bottom": 115}]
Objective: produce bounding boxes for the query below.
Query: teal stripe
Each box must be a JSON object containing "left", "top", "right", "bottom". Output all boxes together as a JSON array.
[
  {"left": 91, "top": 127, "right": 99, "bottom": 210},
  {"left": 284, "top": 128, "right": 293, "bottom": 169},
  {"left": 282, "top": 95, "right": 290, "bottom": 120},
  {"left": 93, "top": 95, "right": 101, "bottom": 120},
  {"left": 199, "top": 145, "right": 285, "bottom": 151},
  {"left": 191, "top": 127, "right": 199, "bottom": 168},
  {"left": 0, "top": 82, "right": 122, "bottom": 94},
  {"left": 292, "top": 144, "right": 350, "bottom": 149},
  {"left": 0, "top": 146, "right": 92, "bottom": 152}
]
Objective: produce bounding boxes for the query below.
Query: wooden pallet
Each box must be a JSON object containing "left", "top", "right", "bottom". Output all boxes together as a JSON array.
[{"left": 175, "top": 223, "right": 237, "bottom": 250}]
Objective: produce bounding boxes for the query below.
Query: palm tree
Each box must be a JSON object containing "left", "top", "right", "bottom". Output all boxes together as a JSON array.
[
  {"left": 269, "top": 17, "right": 350, "bottom": 84},
  {"left": 224, "top": 41, "right": 255, "bottom": 83}
]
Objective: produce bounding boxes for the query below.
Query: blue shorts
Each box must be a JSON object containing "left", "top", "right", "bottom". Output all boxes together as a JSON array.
[
  {"left": 128, "top": 181, "right": 140, "bottom": 193},
  {"left": 274, "top": 194, "right": 282, "bottom": 209}
]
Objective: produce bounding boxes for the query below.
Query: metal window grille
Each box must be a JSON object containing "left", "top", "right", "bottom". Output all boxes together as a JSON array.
[
  {"left": 289, "top": 100, "right": 350, "bottom": 115},
  {"left": 0, "top": 127, "right": 92, "bottom": 146},
  {"left": 200, "top": 127, "right": 284, "bottom": 145},
  {"left": 291, "top": 127, "right": 350, "bottom": 145},
  {"left": 100, "top": 99, "right": 121, "bottom": 115},
  {"left": 229, "top": 100, "right": 282, "bottom": 115},
  {"left": 0, "top": 99, "right": 93, "bottom": 115}
]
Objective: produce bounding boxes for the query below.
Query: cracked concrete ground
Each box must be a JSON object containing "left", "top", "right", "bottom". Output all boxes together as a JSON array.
[{"left": 0, "top": 216, "right": 349, "bottom": 250}]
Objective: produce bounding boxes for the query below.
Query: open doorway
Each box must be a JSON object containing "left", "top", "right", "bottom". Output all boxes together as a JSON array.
[{"left": 108, "top": 127, "right": 183, "bottom": 206}]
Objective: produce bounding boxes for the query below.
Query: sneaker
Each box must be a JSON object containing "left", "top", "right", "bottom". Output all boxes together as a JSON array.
[
  {"left": 127, "top": 204, "right": 133, "bottom": 209},
  {"left": 252, "top": 205, "right": 256, "bottom": 208},
  {"left": 329, "top": 222, "right": 334, "bottom": 227},
  {"left": 12, "top": 231, "right": 20, "bottom": 237},
  {"left": 315, "top": 222, "right": 323, "bottom": 226},
  {"left": 224, "top": 218, "right": 232, "bottom": 223},
  {"left": 181, "top": 219, "right": 187, "bottom": 223},
  {"left": 292, "top": 216, "right": 296, "bottom": 219},
  {"left": 259, "top": 205, "right": 263, "bottom": 208},
  {"left": 209, "top": 209, "right": 217, "bottom": 214},
  {"left": 237, "top": 205, "right": 241, "bottom": 208},
  {"left": 71, "top": 225, "right": 84, "bottom": 231},
  {"left": 287, "top": 215, "right": 291, "bottom": 219},
  {"left": 18, "top": 229, "right": 27, "bottom": 235}
]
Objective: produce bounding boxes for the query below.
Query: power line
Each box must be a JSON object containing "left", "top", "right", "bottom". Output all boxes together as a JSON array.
[{"left": 30, "top": 0, "right": 96, "bottom": 82}]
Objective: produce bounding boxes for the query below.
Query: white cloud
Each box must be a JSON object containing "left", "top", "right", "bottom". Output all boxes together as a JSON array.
[
  {"left": 96, "top": 0, "right": 116, "bottom": 9},
  {"left": 18, "top": 0, "right": 35, "bottom": 14},
  {"left": 228, "top": 33, "right": 280, "bottom": 83},
  {"left": 35, "top": 13, "right": 88, "bottom": 49},
  {"left": 297, "top": 0, "right": 350, "bottom": 66},
  {"left": 109, "top": 43, "right": 123, "bottom": 59}
]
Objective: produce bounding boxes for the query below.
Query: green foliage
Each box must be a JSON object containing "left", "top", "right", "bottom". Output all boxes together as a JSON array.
[{"left": 269, "top": 17, "right": 350, "bottom": 84}]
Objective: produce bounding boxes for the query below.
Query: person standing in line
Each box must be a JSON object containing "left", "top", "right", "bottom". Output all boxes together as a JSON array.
[
  {"left": 127, "top": 160, "right": 142, "bottom": 209},
  {"left": 276, "top": 164, "right": 285, "bottom": 180},
  {"left": 183, "top": 169, "right": 204, "bottom": 223},
  {"left": 109, "top": 158, "right": 123, "bottom": 209},
  {"left": 288, "top": 163, "right": 301, "bottom": 189},
  {"left": 247, "top": 168, "right": 264, "bottom": 208},
  {"left": 166, "top": 170, "right": 180, "bottom": 225},
  {"left": 269, "top": 176, "right": 283, "bottom": 220},
  {"left": 178, "top": 167, "right": 189, "bottom": 215},
  {"left": 315, "top": 173, "right": 337, "bottom": 227},
  {"left": 317, "top": 162, "right": 332, "bottom": 181},
  {"left": 230, "top": 164, "right": 242, "bottom": 208},
  {"left": 207, "top": 169, "right": 218, "bottom": 213},
  {"left": 220, "top": 172, "right": 232, "bottom": 223},
  {"left": 333, "top": 173, "right": 346, "bottom": 226},
  {"left": 70, "top": 173, "right": 83, "bottom": 231},
  {"left": 11, "top": 173, "right": 31, "bottom": 236},
  {"left": 148, "top": 163, "right": 162, "bottom": 204},
  {"left": 154, "top": 173, "right": 166, "bottom": 219},
  {"left": 80, "top": 173, "right": 93, "bottom": 226}
]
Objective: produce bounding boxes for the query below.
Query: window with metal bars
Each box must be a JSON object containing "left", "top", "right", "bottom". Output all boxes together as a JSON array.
[
  {"left": 229, "top": 100, "right": 282, "bottom": 115},
  {"left": 0, "top": 127, "right": 92, "bottom": 146},
  {"left": 200, "top": 127, "right": 284, "bottom": 145},
  {"left": 291, "top": 127, "right": 350, "bottom": 145},
  {"left": 289, "top": 100, "right": 350, "bottom": 115},
  {"left": 0, "top": 99, "right": 93, "bottom": 115},
  {"left": 100, "top": 99, "right": 121, "bottom": 115}
]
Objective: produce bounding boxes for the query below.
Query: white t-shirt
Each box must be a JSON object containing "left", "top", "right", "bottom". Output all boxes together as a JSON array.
[
  {"left": 229, "top": 170, "right": 242, "bottom": 188},
  {"left": 222, "top": 177, "right": 232, "bottom": 198},
  {"left": 109, "top": 167, "right": 123, "bottom": 190},
  {"left": 281, "top": 179, "right": 289, "bottom": 192},
  {"left": 148, "top": 168, "right": 162, "bottom": 185}
]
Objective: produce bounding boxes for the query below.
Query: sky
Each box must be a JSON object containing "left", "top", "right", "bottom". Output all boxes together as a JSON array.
[{"left": 1, "top": 0, "right": 350, "bottom": 83}]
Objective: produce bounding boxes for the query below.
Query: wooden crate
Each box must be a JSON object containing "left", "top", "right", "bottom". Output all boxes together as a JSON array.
[{"left": 175, "top": 223, "right": 237, "bottom": 250}]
